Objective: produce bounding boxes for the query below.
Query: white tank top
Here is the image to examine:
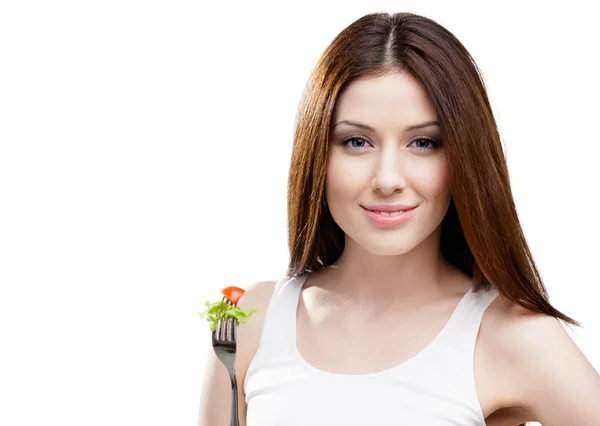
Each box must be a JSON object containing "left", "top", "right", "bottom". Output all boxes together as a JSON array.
[{"left": 244, "top": 271, "right": 499, "bottom": 426}]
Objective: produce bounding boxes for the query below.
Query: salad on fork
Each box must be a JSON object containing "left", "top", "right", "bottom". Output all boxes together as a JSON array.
[
  {"left": 198, "top": 286, "right": 259, "bottom": 331},
  {"left": 198, "top": 286, "right": 259, "bottom": 426}
]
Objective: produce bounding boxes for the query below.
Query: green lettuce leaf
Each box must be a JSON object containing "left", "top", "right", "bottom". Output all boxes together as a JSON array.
[{"left": 198, "top": 300, "right": 259, "bottom": 332}]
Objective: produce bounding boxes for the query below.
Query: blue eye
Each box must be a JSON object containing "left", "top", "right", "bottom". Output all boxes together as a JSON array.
[
  {"left": 339, "top": 136, "right": 372, "bottom": 151},
  {"left": 339, "top": 136, "right": 440, "bottom": 152},
  {"left": 409, "top": 136, "right": 440, "bottom": 151}
]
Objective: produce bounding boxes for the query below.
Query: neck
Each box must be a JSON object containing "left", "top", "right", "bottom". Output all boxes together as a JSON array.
[{"left": 319, "top": 227, "right": 459, "bottom": 306}]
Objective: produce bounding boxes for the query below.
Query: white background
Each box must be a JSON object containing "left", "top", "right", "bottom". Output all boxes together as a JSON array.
[{"left": 1, "top": 1, "right": 598, "bottom": 425}]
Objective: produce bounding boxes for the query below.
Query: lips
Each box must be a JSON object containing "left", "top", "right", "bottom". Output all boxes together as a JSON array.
[
  {"left": 362, "top": 204, "right": 417, "bottom": 213},
  {"left": 362, "top": 205, "right": 416, "bottom": 226}
]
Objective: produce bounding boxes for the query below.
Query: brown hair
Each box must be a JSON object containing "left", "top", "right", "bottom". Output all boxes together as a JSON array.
[{"left": 286, "top": 10, "right": 582, "bottom": 342}]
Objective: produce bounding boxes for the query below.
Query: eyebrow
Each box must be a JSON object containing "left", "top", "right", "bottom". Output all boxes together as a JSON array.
[{"left": 331, "top": 119, "right": 440, "bottom": 132}]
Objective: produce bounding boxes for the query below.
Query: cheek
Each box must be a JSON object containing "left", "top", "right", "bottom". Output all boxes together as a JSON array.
[
  {"left": 410, "top": 159, "right": 451, "bottom": 198},
  {"left": 425, "top": 172, "right": 450, "bottom": 198},
  {"left": 325, "top": 155, "right": 369, "bottom": 200}
]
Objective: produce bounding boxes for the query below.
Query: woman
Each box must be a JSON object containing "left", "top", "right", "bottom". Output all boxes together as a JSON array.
[{"left": 199, "top": 12, "right": 600, "bottom": 426}]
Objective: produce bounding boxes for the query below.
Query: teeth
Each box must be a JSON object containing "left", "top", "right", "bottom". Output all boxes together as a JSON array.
[{"left": 375, "top": 210, "right": 405, "bottom": 216}]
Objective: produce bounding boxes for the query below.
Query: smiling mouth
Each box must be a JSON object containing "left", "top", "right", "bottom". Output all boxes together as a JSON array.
[{"left": 361, "top": 205, "right": 417, "bottom": 226}]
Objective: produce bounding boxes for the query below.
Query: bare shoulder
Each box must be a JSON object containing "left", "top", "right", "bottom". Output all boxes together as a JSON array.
[
  {"left": 237, "top": 279, "right": 278, "bottom": 312},
  {"left": 475, "top": 293, "right": 531, "bottom": 421},
  {"left": 479, "top": 292, "right": 600, "bottom": 425},
  {"left": 482, "top": 292, "right": 581, "bottom": 372},
  {"left": 237, "top": 278, "right": 279, "bottom": 344}
]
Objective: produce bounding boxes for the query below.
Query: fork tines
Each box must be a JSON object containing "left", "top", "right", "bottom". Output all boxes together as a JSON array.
[{"left": 213, "top": 297, "right": 237, "bottom": 348}]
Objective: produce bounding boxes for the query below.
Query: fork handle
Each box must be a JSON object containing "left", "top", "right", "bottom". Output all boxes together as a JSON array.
[{"left": 229, "top": 371, "right": 239, "bottom": 426}]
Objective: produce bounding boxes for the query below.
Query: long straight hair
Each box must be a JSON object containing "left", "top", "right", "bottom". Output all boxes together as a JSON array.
[{"left": 286, "top": 13, "right": 580, "bottom": 324}]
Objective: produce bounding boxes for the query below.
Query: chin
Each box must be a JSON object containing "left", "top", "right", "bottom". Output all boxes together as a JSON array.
[
  {"left": 369, "top": 245, "right": 416, "bottom": 257},
  {"left": 355, "top": 236, "right": 418, "bottom": 257}
]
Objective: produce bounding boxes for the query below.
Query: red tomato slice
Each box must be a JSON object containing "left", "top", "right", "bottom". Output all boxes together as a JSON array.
[{"left": 221, "top": 286, "right": 245, "bottom": 305}]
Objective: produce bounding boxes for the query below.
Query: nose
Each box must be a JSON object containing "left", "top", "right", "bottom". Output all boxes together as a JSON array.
[{"left": 371, "top": 150, "right": 407, "bottom": 195}]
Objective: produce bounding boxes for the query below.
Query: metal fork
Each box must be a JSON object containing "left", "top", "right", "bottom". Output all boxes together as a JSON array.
[{"left": 212, "top": 297, "right": 239, "bottom": 426}]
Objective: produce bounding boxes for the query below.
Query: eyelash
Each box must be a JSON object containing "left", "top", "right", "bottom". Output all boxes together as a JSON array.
[{"left": 339, "top": 135, "right": 440, "bottom": 152}]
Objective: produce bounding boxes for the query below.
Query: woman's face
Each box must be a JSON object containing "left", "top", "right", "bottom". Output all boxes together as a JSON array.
[{"left": 326, "top": 70, "right": 452, "bottom": 256}]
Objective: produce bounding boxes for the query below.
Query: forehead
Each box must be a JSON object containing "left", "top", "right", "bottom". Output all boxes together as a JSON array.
[{"left": 332, "top": 71, "right": 438, "bottom": 127}]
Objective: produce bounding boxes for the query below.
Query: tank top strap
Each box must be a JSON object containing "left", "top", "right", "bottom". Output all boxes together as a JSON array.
[
  {"left": 245, "top": 273, "right": 306, "bottom": 366},
  {"left": 445, "top": 284, "right": 499, "bottom": 343},
  {"left": 269, "top": 272, "right": 306, "bottom": 330},
  {"left": 423, "top": 283, "right": 500, "bottom": 370}
]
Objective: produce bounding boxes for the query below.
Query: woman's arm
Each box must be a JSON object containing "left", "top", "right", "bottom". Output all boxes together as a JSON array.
[
  {"left": 197, "top": 279, "right": 277, "bottom": 426},
  {"left": 197, "top": 335, "right": 247, "bottom": 426},
  {"left": 496, "top": 304, "right": 600, "bottom": 425}
]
